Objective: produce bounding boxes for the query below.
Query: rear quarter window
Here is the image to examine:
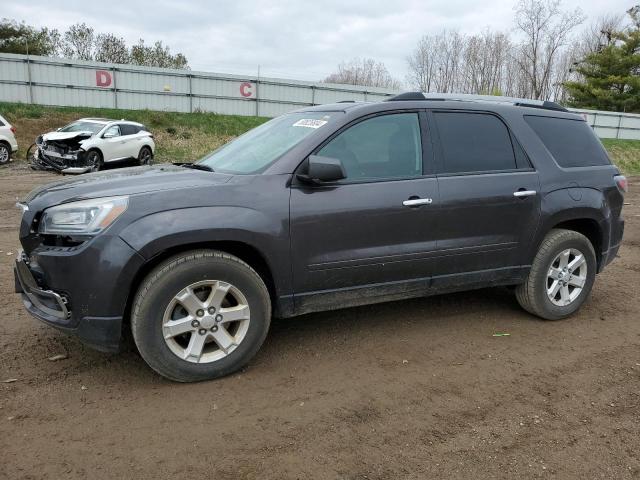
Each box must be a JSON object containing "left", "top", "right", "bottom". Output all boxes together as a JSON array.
[
  {"left": 524, "top": 115, "right": 610, "bottom": 168},
  {"left": 119, "top": 124, "right": 140, "bottom": 135}
]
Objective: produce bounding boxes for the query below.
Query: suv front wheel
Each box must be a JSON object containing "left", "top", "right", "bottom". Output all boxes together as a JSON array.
[
  {"left": 516, "top": 229, "right": 596, "bottom": 320},
  {"left": 131, "top": 250, "right": 271, "bottom": 382}
]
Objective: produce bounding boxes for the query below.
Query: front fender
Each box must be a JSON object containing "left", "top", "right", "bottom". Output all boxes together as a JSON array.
[{"left": 118, "top": 205, "right": 290, "bottom": 293}]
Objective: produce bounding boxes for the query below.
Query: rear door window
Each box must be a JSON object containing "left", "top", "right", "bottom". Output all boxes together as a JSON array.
[
  {"left": 524, "top": 115, "right": 610, "bottom": 168},
  {"left": 433, "top": 112, "right": 517, "bottom": 174}
]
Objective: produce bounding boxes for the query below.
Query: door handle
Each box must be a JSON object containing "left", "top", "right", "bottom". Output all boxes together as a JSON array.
[
  {"left": 403, "top": 198, "right": 433, "bottom": 207},
  {"left": 513, "top": 190, "right": 536, "bottom": 198}
]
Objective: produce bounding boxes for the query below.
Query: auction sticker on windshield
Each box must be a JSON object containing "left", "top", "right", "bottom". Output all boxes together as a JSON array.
[{"left": 292, "top": 119, "right": 328, "bottom": 129}]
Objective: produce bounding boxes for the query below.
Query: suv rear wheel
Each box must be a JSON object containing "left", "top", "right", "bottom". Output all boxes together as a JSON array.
[
  {"left": 131, "top": 250, "right": 271, "bottom": 382},
  {"left": 516, "top": 229, "right": 596, "bottom": 320},
  {"left": 138, "top": 146, "right": 152, "bottom": 166}
]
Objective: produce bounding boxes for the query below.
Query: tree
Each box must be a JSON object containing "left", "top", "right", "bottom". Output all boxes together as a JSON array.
[
  {"left": 62, "top": 23, "right": 95, "bottom": 60},
  {"left": 0, "top": 18, "right": 59, "bottom": 56},
  {"left": 324, "top": 58, "right": 401, "bottom": 89},
  {"left": 513, "top": 0, "right": 585, "bottom": 100},
  {"left": 130, "top": 39, "right": 189, "bottom": 69},
  {"left": 565, "top": 7, "right": 640, "bottom": 112},
  {"left": 94, "top": 33, "right": 129, "bottom": 64},
  {"left": 0, "top": 18, "right": 189, "bottom": 69}
]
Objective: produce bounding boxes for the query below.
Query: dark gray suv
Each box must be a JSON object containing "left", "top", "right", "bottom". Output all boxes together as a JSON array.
[{"left": 14, "top": 92, "right": 626, "bottom": 382}]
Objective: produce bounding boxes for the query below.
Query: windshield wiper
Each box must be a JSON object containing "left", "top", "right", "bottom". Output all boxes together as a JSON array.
[{"left": 175, "top": 162, "right": 215, "bottom": 172}]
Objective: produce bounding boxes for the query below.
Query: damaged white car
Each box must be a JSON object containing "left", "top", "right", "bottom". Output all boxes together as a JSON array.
[{"left": 31, "top": 118, "right": 155, "bottom": 174}]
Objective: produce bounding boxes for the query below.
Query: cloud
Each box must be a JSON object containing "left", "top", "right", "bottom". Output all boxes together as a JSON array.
[{"left": 3, "top": 0, "right": 632, "bottom": 83}]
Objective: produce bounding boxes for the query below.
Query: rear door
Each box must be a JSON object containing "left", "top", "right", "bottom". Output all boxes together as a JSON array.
[
  {"left": 429, "top": 110, "right": 541, "bottom": 281},
  {"left": 290, "top": 111, "right": 440, "bottom": 301},
  {"left": 118, "top": 124, "right": 142, "bottom": 158}
]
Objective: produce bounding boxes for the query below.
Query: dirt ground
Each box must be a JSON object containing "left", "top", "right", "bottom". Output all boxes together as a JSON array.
[{"left": 0, "top": 164, "right": 639, "bottom": 480}]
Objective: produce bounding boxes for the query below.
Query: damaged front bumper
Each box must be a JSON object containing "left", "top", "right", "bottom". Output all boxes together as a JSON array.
[{"left": 31, "top": 146, "right": 92, "bottom": 174}]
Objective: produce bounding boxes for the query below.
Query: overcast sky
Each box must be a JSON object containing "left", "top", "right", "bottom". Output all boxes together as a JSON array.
[{"left": 4, "top": 0, "right": 635, "bottom": 83}]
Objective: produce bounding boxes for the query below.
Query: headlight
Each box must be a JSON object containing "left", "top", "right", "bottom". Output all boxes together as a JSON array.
[{"left": 39, "top": 196, "right": 128, "bottom": 235}]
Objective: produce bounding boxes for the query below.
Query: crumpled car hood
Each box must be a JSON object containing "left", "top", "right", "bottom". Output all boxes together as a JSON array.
[{"left": 41, "top": 131, "right": 93, "bottom": 142}]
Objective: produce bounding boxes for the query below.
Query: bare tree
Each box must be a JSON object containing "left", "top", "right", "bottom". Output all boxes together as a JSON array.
[
  {"left": 406, "top": 35, "right": 439, "bottom": 92},
  {"left": 324, "top": 58, "right": 402, "bottom": 89},
  {"left": 461, "top": 30, "right": 512, "bottom": 94},
  {"left": 513, "top": 0, "right": 585, "bottom": 100}
]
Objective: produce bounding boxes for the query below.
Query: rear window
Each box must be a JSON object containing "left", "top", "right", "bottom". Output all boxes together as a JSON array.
[
  {"left": 524, "top": 116, "right": 610, "bottom": 168},
  {"left": 119, "top": 124, "right": 140, "bottom": 135},
  {"left": 433, "top": 112, "right": 517, "bottom": 174}
]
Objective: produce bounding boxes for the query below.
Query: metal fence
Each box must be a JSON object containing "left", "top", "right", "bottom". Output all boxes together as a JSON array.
[
  {"left": 1, "top": 52, "right": 639, "bottom": 139},
  {"left": 567, "top": 108, "right": 640, "bottom": 140},
  {"left": 0, "top": 53, "right": 395, "bottom": 118}
]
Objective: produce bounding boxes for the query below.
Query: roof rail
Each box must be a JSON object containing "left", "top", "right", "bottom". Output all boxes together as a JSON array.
[{"left": 386, "top": 91, "right": 568, "bottom": 112}]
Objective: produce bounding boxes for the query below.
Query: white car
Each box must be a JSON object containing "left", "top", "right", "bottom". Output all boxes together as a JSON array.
[
  {"left": 35, "top": 118, "right": 155, "bottom": 173},
  {"left": 0, "top": 114, "right": 19, "bottom": 164}
]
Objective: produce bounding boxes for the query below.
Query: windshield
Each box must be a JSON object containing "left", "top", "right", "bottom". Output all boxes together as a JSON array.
[
  {"left": 198, "top": 112, "right": 338, "bottom": 174},
  {"left": 59, "top": 121, "right": 105, "bottom": 134}
]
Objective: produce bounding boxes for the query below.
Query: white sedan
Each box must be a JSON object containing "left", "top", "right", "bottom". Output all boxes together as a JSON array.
[{"left": 35, "top": 118, "right": 155, "bottom": 173}]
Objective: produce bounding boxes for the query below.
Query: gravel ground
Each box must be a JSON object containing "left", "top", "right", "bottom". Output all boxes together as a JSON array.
[{"left": 1, "top": 165, "right": 639, "bottom": 479}]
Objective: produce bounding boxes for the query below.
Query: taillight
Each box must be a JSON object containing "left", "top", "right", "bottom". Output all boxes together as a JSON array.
[
  {"left": 10, "top": 126, "right": 16, "bottom": 134},
  {"left": 614, "top": 175, "right": 628, "bottom": 193}
]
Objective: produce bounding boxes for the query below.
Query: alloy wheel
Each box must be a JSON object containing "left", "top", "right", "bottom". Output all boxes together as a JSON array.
[
  {"left": 546, "top": 248, "right": 587, "bottom": 306},
  {"left": 0, "top": 145, "right": 9, "bottom": 164},
  {"left": 162, "top": 280, "right": 251, "bottom": 363}
]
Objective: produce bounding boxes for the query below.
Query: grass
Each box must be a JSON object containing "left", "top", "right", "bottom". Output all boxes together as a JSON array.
[
  {"left": 1, "top": 102, "right": 639, "bottom": 175},
  {"left": 601, "top": 139, "right": 640, "bottom": 176},
  {"left": 0, "top": 102, "right": 268, "bottom": 163}
]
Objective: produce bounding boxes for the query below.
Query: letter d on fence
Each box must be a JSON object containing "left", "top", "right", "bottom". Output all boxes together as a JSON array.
[{"left": 96, "top": 70, "right": 112, "bottom": 88}]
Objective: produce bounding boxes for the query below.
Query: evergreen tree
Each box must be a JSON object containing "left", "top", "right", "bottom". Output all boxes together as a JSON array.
[
  {"left": 0, "top": 18, "right": 59, "bottom": 56},
  {"left": 565, "top": 7, "right": 640, "bottom": 112}
]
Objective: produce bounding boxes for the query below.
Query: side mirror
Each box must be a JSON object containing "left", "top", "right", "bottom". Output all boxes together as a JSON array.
[
  {"left": 103, "top": 131, "right": 117, "bottom": 139},
  {"left": 297, "top": 155, "right": 346, "bottom": 184}
]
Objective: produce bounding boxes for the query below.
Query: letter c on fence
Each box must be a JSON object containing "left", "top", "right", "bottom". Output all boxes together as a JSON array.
[
  {"left": 240, "top": 82, "right": 253, "bottom": 97},
  {"left": 96, "top": 70, "right": 112, "bottom": 88}
]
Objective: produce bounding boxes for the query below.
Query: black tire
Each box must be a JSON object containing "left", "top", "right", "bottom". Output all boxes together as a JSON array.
[
  {"left": 86, "top": 149, "right": 103, "bottom": 172},
  {"left": 131, "top": 250, "right": 271, "bottom": 382},
  {"left": 515, "top": 229, "right": 597, "bottom": 320},
  {"left": 0, "top": 142, "right": 10, "bottom": 165},
  {"left": 138, "top": 146, "right": 152, "bottom": 166},
  {"left": 26, "top": 143, "right": 37, "bottom": 162}
]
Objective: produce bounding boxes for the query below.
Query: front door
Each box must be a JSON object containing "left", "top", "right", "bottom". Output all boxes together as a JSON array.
[
  {"left": 290, "top": 111, "right": 440, "bottom": 308},
  {"left": 101, "top": 124, "right": 127, "bottom": 161}
]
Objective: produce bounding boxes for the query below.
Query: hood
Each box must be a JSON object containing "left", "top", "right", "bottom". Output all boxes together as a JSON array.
[
  {"left": 42, "top": 130, "right": 94, "bottom": 142},
  {"left": 22, "top": 165, "right": 232, "bottom": 208}
]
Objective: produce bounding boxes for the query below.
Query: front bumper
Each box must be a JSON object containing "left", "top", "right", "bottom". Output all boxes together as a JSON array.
[
  {"left": 14, "top": 235, "right": 144, "bottom": 352},
  {"left": 34, "top": 147, "right": 93, "bottom": 174}
]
